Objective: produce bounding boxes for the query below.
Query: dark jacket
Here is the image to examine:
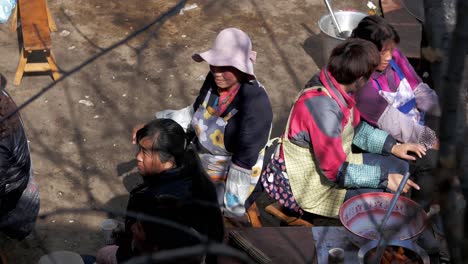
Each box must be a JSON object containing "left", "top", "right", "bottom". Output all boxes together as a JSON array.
[
  {"left": 192, "top": 73, "right": 273, "bottom": 169},
  {"left": 116, "top": 161, "right": 224, "bottom": 263},
  {"left": 0, "top": 89, "right": 31, "bottom": 216}
]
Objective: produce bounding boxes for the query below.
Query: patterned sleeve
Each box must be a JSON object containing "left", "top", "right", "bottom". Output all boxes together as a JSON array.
[{"left": 353, "top": 121, "right": 396, "bottom": 155}]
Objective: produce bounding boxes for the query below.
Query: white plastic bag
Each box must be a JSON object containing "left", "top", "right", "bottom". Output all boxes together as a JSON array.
[
  {"left": 155, "top": 105, "right": 194, "bottom": 132},
  {"left": 0, "top": 0, "right": 16, "bottom": 24}
]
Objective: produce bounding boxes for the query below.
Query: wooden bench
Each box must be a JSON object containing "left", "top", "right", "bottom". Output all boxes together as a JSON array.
[
  {"left": 13, "top": 0, "right": 60, "bottom": 85},
  {"left": 10, "top": 0, "right": 57, "bottom": 32}
]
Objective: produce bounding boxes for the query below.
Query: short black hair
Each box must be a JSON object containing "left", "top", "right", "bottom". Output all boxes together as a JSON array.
[
  {"left": 351, "top": 15, "right": 400, "bottom": 51},
  {"left": 328, "top": 39, "right": 380, "bottom": 84}
]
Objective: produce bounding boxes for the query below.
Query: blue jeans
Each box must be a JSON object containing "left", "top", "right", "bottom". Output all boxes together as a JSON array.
[{"left": 344, "top": 153, "right": 409, "bottom": 201}]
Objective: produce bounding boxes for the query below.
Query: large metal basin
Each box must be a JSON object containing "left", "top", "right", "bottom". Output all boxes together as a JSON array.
[
  {"left": 339, "top": 192, "right": 427, "bottom": 247},
  {"left": 318, "top": 11, "right": 367, "bottom": 63}
]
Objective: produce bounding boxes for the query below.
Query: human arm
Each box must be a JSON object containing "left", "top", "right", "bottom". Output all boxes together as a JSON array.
[
  {"left": 393, "top": 49, "right": 441, "bottom": 116},
  {"left": 223, "top": 82, "right": 272, "bottom": 217},
  {"left": 229, "top": 82, "right": 273, "bottom": 169},
  {"left": 349, "top": 123, "right": 422, "bottom": 192},
  {"left": 378, "top": 105, "right": 438, "bottom": 149},
  {"left": 353, "top": 121, "right": 427, "bottom": 160},
  {"left": 352, "top": 121, "right": 396, "bottom": 155},
  {"left": 414, "top": 83, "right": 441, "bottom": 116}
]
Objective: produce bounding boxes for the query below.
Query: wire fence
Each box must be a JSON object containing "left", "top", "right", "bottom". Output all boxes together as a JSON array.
[{"left": 0, "top": 0, "right": 466, "bottom": 263}]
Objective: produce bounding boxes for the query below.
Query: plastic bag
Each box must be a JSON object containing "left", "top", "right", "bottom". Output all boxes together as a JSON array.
[
  {"left": 0, "top": 0, "right": 16, "bottom": 24},
  {"left": 155, "top": 105, "right": 194, "bottom": 132}
]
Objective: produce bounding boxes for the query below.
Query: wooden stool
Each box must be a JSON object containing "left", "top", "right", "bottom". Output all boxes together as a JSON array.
[
  {"left": 13, "top": 0, "right": 60, "bottom": 86},
  {"left": 246, "top": 201, "right": 263, "bottom": 227}
]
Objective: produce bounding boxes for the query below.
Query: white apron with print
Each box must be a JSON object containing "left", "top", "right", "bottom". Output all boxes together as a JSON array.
[
  {"left": 192, "top": 89, "right": 257, "bottom": 216},
  {"left": 374, "top": 60, "right": 423, "bottom": 124}
]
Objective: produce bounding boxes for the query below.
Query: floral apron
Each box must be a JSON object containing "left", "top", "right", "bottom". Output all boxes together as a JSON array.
[
  {"left": 374, "top": 60, "right": 424, "bottom": 125},
  {"left": 191, "top": 89, "right": 238, "bottom": 205}
]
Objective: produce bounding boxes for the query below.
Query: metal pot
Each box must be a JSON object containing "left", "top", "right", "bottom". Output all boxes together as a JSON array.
[
  {"left": 358, "top": 239, "right": 429, "bottom": 264},
  {"left": 339, "top": 193, "right": 429, "bottom": 262},
  {"left": 317, "top": 11, "right": 367, "bottom": 63}
]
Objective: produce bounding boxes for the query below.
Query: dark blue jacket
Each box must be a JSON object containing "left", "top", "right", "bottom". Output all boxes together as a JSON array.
[{"left": 116, "top": 162, "right": 224, "bottom": 263}]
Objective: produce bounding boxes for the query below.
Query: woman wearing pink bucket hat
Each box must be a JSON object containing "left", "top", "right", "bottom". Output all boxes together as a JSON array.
[
  {"left": 133, "top": 28, "right": 272, "bottom": 220},
  {"left": 188, "top": 28, "right": 273, "bottom": 219},
  {"left": 192, "top": 28, "right": 257, "bottom": 78}
]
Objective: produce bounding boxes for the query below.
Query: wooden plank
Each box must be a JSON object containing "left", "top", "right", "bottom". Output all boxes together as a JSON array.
[
  {"left": 9, "top": 5, "right": 17, "bottom": 31},
  {"left": 46, "top": 52, "right": 61, "bottom": 80},
  {"left": 228, "top": 227, "right": 317, "bottom": 264},
  {"left": 18, "top": 0, "right": 51, "bottom": 51},
  {"left": 246, "top": 202, "right": 263, "bottom": 228},
  {"left": 265, "top": 202, "right": 313, "bottom": 226},
  {"left": 45, "top": 1, "right": 57, "bottom": 32},
  {"left": 24, "top": 63, "right": 51, "bottom": 72},
  {"left": 14, "top": 49, "right": 27, "bottom": 86}
]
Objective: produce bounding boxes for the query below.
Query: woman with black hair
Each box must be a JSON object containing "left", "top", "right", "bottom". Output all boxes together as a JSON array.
[
  {"left": 97, "top": 119, "right": 224, "bottom": 264},
  {"left": 261, "top": 39, "right": 426, "bottom": 218},
  {"left": 351, "top": 16, "right": 441, "bottom": 210},
  {"left": 189, "top": 28, "right": 272, "bottom": 220},
  {"left": 351, "top": 15, "right": 440, "bottom": 150},
  {"left": 135, "top": 28, "right": 273, "bottom": 219}
]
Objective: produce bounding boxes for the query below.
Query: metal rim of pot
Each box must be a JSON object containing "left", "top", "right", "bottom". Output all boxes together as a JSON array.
[
  {"left": 317, "top": 11, "right": 367, "bottom": 41},
  {"left": 358, "top": 239, "right": 430, "bottom": 264},
  {"left": 339, "top": 192, "right": 429, "bottom": 242}
]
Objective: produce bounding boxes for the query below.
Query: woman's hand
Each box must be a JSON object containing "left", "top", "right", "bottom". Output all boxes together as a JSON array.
[
  {"left": 132, "top": 124, "right": 145, "bottom": 144},
  {"left": 387, "top": 173, "right": 420, "bottom": 193},
  {"left": 391, "top": 143, "right": 426, "bottom": 161}
]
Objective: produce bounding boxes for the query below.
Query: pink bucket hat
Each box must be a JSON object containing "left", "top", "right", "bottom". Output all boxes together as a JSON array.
[{"left": 192, "top": 28, "right": 257, "bottom": 79}]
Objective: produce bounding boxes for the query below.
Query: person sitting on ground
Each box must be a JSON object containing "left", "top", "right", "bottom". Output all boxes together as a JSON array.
[
  {"left": 351, "top": 15, "right": 441, "bottom": 209},
  {"left": 261, "top": 39, "right": 427, "bottom": 219},
  {"left": 0, "top": 75, "right": 39, "bottom": 240},
  {"left": 98, "top": 119, "right": 224, "bottom": 264},
  {"left": 134, "top": 28, "right": 273, "bottom": 219},
  {"left": 125, "top": 195, "right": 208, "bottom": 264},
  {"left": 351, "top": 15, "right": 440, "bottom": 150}
]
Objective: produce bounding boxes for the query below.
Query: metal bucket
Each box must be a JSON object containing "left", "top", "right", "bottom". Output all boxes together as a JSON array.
[{"left": 318, "top": 11, "right": 367, "bottom": 63}]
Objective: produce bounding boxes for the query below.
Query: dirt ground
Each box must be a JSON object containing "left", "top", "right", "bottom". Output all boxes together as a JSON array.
[{"left": 0, "top": 0, "right": 465, "bottom": 263}]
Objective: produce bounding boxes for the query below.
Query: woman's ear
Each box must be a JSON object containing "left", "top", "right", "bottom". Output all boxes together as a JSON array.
[{"left": 162, "top": 159, "right": 176, "bottom": 170}]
